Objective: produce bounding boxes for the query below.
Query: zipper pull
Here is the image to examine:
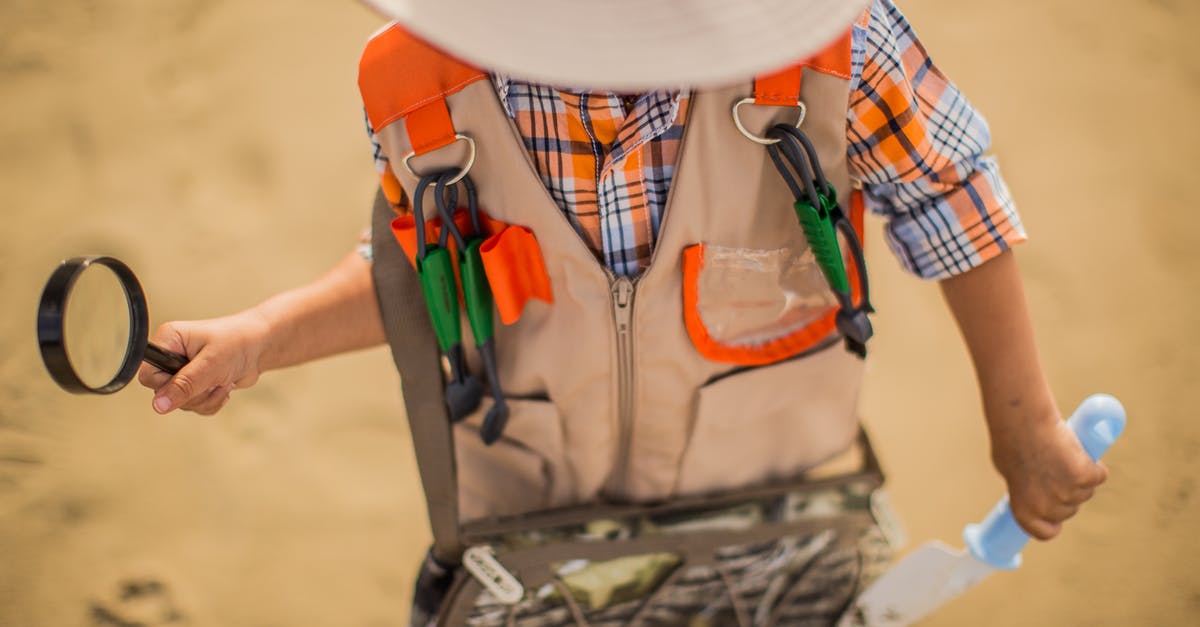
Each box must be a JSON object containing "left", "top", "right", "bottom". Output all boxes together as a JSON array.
[
  {"left": 613, "top": 276, "right": 633, "bottom": 309},
  {"left": 462, "top": 545, "right": 524, "bottom": 605}
]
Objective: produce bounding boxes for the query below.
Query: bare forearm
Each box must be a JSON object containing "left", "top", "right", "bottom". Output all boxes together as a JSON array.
[
  {"left": 940, "top": 250, "right": 1058, "bottom": 442},
  {"left": 139, "top": 252, "right": 386, "bottom": 415},
  {"left": 252, "top": 252, "right": 385, "bottom": 372},
  {"left": 941, "top": 249, "right": 1108, "bottom": 539}
]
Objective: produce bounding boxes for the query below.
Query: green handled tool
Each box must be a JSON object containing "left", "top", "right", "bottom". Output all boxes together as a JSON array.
[
  {"left": 434, "top": 174, "right": 509, "bottom": 445},
  {"left": 767, "top": 123, "right": 873, "bottom": 356},
  {"left": 793, "top": 181, "right": 850, "bottom": 296},
  {"left": 413, "top": 174, "right": 483, "bottom": 422}
]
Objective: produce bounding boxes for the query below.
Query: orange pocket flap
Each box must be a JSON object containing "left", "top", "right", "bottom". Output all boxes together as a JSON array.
[
  {"left": 391, "top": 214, "right": 437, "bottom": 269},
  {"left": 475, "top": 211, "right": 510, "bottom": 241},
  {"left": 480, "top": 226, "right": 554, "bottom": 325}
]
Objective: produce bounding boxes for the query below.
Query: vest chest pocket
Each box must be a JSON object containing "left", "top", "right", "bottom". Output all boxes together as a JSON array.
[
  {"left": 454, "top": 397, "right": 571, "bottom": 522},
  {"left": 682, "top": 243, "right": 843, "bottom": 366},
  {"left": 673, "top": 342, "right": 863, "bottom": 497}
]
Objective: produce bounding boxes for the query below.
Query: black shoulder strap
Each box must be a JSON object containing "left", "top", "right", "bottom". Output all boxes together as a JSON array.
[{"left": 369, "top": 187, "right": 465, "bottom": 563}]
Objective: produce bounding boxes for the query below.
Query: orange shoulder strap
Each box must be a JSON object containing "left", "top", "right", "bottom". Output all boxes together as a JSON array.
[
  {"left": 361, "top": 22, "right": 856, "bottom": 149},
  {"left": 358, "top": 24, "right": 488, "bottom": 156},
  {"left": 753, "top": 26, "right": 855, "bottom": 105}
]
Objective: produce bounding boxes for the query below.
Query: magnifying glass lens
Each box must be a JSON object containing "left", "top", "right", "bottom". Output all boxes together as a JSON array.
[
  {"left": 39, "top": 256, "right": 184, "bottom": 395},
  {"left": 63, "top": 264, "right": 132, "bottom": 388}
]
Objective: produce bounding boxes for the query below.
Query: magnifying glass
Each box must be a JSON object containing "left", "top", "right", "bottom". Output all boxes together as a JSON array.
[{"left": 37, "top": 256, "right": 189, "bottom": 394}]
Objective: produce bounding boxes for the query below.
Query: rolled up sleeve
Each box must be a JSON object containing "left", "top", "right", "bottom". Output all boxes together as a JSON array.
[{"left": 848, "top": 0, "right": 1026, "bottom": 280}]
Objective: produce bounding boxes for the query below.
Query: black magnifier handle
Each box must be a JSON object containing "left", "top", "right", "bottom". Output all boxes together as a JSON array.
[{"left": 144, "top": 343, "right": 188, "bottom": 375}]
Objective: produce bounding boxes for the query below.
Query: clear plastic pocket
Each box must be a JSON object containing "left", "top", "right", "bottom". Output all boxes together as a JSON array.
[
  {"left": 682, "top": 243, "right": 840, "bottom": 366},
  {"left": 696, "top": 244, "right": 836, "bottom": 346}
]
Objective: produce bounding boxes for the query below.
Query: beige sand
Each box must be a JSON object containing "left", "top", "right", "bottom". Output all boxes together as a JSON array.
[{"left": 1, "top": 0, "right": 1197, "bottom": 625}]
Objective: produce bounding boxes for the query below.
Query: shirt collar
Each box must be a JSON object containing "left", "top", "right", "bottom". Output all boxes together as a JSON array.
[{"left": 491, "top": 72, "right": 687, "bottom": 121}]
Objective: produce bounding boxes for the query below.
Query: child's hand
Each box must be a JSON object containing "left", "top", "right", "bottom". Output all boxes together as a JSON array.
[
  {"left": 991, "top": 415, "right": 1109, "bottom": 540},
  {"left": 137, "top": 311, "right": 270, "bottom": 416}
]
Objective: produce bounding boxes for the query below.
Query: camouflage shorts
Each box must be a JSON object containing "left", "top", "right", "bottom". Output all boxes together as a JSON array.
[{"left": 412, "top": 480, "right": 901, "bottom": 627}]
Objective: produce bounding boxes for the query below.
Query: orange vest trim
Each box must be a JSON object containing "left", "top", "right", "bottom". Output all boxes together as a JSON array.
[
  {"left": 358, "top": 23, "right": 488, "bottom": 156},
  {"left": 753, "top": 27, "right": 854, "bottom": 106},
  {"left": 379, "top": 166, "right": 406, "bottom": 208},
  {"left": 849, "top": 188, "right": 867, "bottom": 311}
]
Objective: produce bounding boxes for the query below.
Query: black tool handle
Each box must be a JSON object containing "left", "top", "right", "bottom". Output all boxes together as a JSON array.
[{"left": 144, "top": 342, "right": 188, "bottom": 375}]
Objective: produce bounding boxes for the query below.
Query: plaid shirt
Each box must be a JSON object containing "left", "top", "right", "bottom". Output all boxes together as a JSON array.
[{"left": 366, "top": 0, "right": 1024, "bottom": 280}]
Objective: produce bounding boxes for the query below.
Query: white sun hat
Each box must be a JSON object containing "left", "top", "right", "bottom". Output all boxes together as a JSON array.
[{"left": 359, "top": 0, "right": 871, "bottom": 91}]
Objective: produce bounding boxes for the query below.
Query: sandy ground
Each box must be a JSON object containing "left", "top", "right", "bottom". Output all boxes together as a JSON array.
[{"left": 1, "top": 0, "right": 1197, "bottom": 625}]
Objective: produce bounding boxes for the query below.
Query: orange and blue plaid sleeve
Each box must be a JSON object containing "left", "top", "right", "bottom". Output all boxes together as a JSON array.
[{"left": 848, "top": 0, "right": 1026, "bottom": 279}]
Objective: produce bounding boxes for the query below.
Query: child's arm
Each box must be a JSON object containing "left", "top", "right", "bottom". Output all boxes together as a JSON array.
[
  {"left": 940, "top": 249, "right": 1109, "bottom": 540},
  {"left": 137, "top": 252, "right": 385, "bottom": 415}
]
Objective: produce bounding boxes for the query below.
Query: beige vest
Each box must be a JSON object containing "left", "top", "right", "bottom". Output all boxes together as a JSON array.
[{"left": 363, "top": 31, "right": 865, "bottom": 523}]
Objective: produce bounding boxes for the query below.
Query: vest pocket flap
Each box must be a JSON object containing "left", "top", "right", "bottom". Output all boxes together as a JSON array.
[
  {"left": 455, "top": 397, "right": 570, "bottom": 522},
  {"left": 479, "top": 225, "right": 554, "bottom": 325},
  {"left": 682, "top": 243, "right": 840, "bottom": 366},
  {"left": 674, "top": 344, "right": 863, "bottom": 497}
]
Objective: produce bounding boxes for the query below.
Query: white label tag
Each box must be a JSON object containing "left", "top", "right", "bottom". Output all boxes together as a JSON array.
[{"left": 462, "top": 545, "right": 525, "bottom": 605}]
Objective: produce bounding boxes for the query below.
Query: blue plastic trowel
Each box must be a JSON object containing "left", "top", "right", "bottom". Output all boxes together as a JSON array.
[{"left": 840, "top": 394, "right": 1126, "bottom": 627}]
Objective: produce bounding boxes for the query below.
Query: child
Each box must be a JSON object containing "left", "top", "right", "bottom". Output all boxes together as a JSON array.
[{"left": 139, "top": 0, "right": 1107, "bottom": 623}]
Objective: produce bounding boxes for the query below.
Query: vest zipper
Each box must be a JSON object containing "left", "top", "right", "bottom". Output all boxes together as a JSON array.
[{"left": 607, "top": 275, "right": 637, "bottom": 496}]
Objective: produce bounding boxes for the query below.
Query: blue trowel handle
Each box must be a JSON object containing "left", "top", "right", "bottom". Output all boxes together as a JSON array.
[{"left": 962, "top": 394, "right": 1126, "bottom": 570}]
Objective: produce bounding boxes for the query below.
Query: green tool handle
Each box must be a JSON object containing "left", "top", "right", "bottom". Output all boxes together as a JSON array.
[
  {"left": 460, "top": 239, "right": 495, "bottom": 345},
  {"left": 793, "top": 196, "right": 851, "bottom": 297},
  {"left": 417, "top": 246, "right": 462, "bottom": 353}
]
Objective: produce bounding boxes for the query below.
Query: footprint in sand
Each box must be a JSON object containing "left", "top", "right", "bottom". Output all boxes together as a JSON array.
[{"left": 90, "top": 578, "right": 188, "bottom": 626}]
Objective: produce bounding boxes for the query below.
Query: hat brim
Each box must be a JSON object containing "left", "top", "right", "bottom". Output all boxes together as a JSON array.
[{"left": 361, "top": 0, "right": 870, "bottom": 90}]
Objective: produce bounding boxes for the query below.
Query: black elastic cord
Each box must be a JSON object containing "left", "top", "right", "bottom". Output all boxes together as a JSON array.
[
  {"left": 434, "top": 173, "right": 464, "bottom": 250},
  {"left": 768, "top": 123, "right": 830, "bottom": 195},
  {"left": 836, "top": 218, "right": 874, "bottom": 313},
  {"left": 463, "top": 175, "right": 482, "bottom": 235},
  {"left": 411, "top": 174, "right": 440, "bottom": 262},
  {"left": 777, "top": 132, "right": 824, "bottom": 210},
  {"left": 766, "top": 125, "right": 824, "bottom": 212},
  {"left": 766, "top": 141, "right": 805, "bottom": 200}
]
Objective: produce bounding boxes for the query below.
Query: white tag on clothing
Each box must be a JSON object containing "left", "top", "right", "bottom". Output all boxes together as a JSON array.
[{"left": 463, "top": 545, "right": 525, "bottom": 605}]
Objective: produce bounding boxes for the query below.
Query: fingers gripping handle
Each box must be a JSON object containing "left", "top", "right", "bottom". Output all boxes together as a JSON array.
[{"left": 963, "top": 394, "right": 1127, "bottom": 570}]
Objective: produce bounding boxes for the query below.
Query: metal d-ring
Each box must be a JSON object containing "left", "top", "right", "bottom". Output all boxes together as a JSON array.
[
  {"left": 732, "top": 97, "right": 807, "bottom": 145},
  {"left": 402, "top": 133, "right": 476, "bottom": 186}
]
